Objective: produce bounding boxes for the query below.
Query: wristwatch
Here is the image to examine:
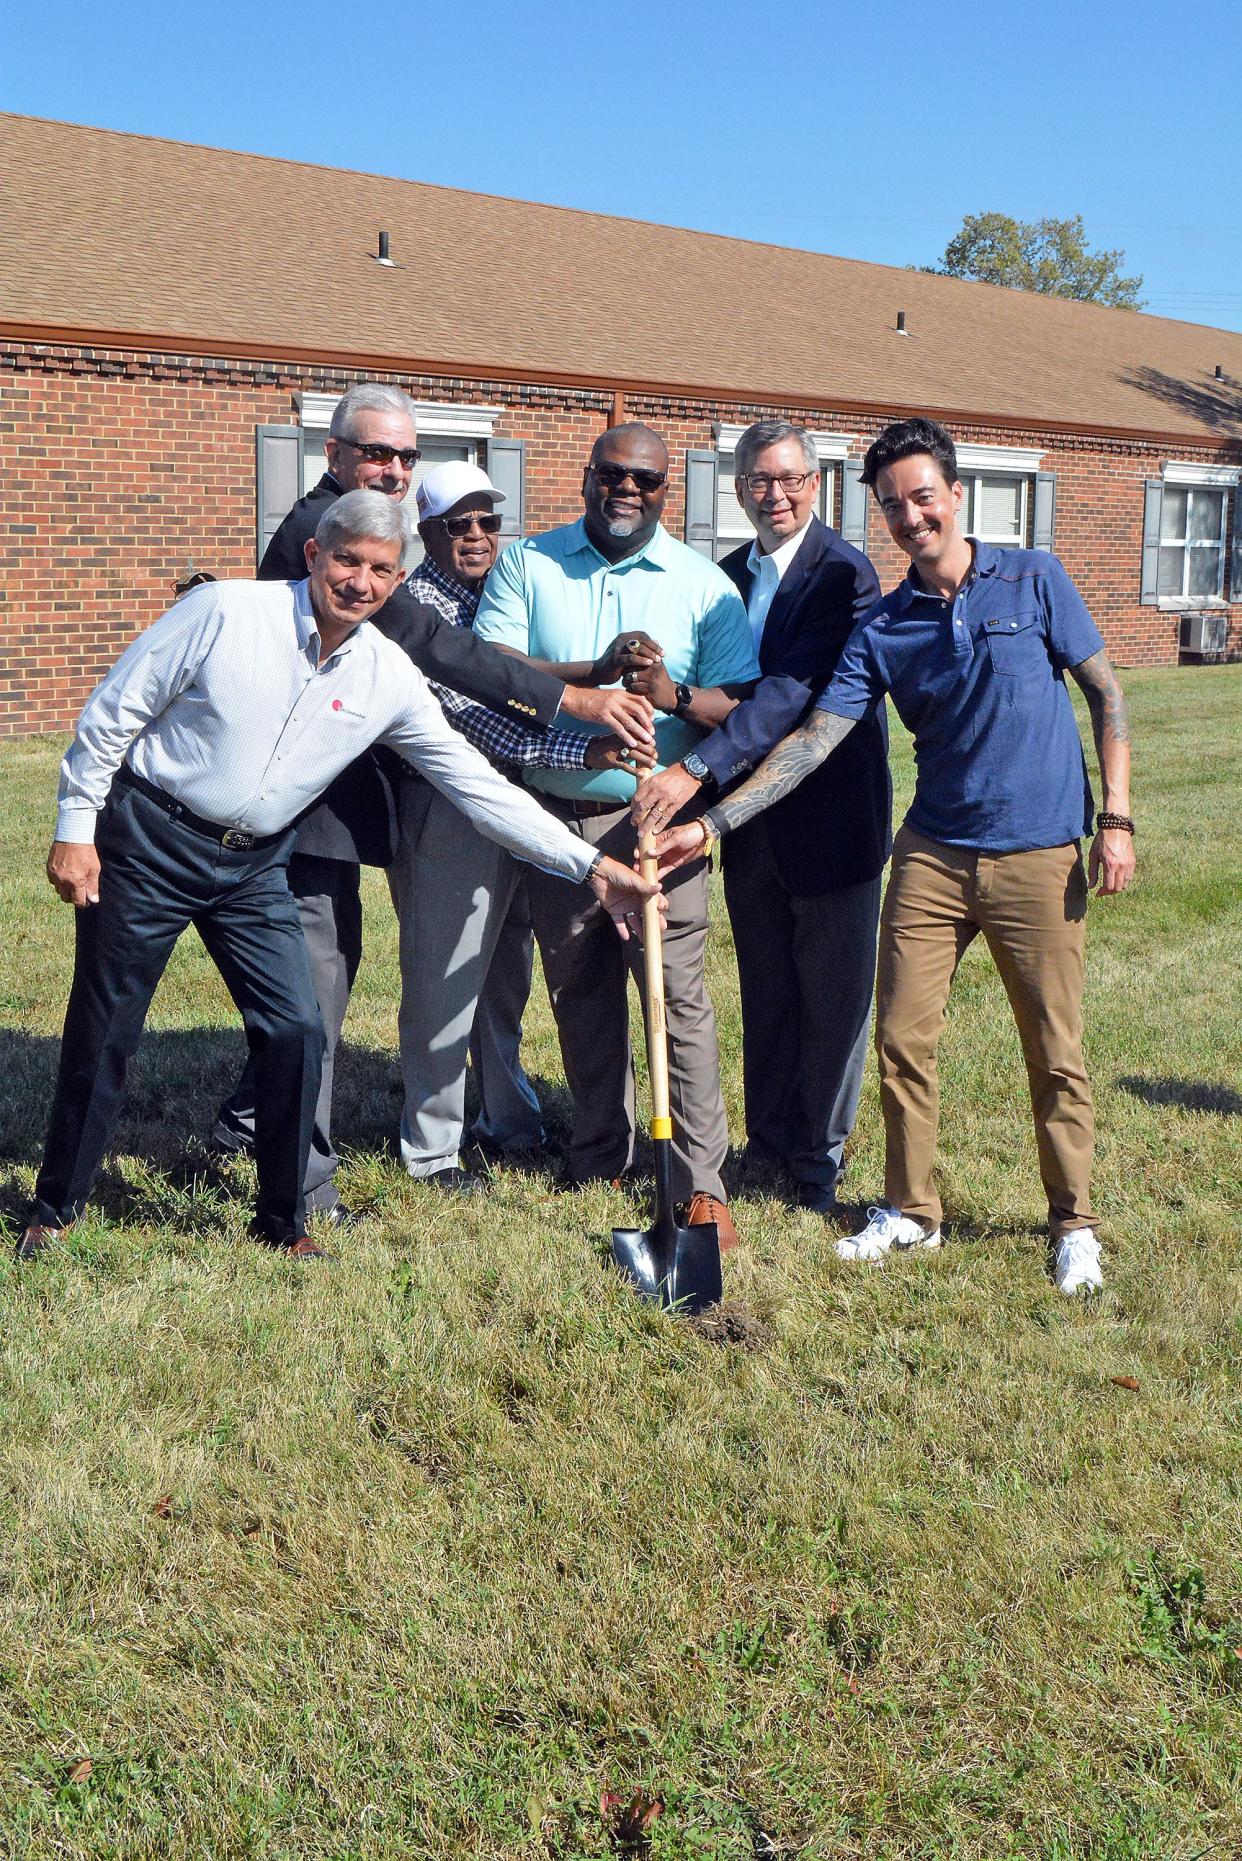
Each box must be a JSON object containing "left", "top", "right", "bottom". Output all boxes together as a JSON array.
[
  {"left": 680, "top": 749, "right": 714, "bottom": 788},
  {"left": 672, "top": 681, "right": 694, "bottom": 717}
]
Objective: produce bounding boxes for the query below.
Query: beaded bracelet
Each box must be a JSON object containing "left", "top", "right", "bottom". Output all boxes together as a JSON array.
[{"left": 1096, "top": 811, "right": 1135, "bottom": 834}]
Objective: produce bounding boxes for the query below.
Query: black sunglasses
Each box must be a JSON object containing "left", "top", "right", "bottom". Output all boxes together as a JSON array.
[
  {"left": 432, "top": 511, "right": 504, "bottom": 537},
  {"left": 590, "top": 462, "right": 668, "bottom": 493},
  {"left": 339, "top": 439, "right": 422, "bottom": 469}
]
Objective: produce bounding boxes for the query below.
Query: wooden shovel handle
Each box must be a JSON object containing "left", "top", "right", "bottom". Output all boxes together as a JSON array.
[{"left": 638, "top": 828, "right": 671, "bottom": 1129}]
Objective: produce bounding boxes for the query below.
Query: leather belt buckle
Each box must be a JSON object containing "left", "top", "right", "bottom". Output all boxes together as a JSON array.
[{"left": 221, "top": 828, "right": 255, "bottom": 851}]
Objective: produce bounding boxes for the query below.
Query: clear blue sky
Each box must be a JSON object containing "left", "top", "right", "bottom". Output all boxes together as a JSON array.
[{"left": 5, "top": 0, "right": 1241, "bottom": 332}]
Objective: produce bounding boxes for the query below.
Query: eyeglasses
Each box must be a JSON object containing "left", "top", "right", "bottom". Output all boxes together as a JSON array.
[
  {"left": 590, "top": 462, "right": 668, "bottom": 493},
  {"left": 432, "top": 511, "right": 504, "bottom": 538},
  {"left": 740, "top": 471, "right": 816, "bottom": 495},
  {"left": 338, "top": 439, "right": 422, "bottom": 469}
]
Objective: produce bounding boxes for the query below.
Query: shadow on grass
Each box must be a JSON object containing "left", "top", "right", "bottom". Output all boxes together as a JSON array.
[
  {"left": 1117, "top": 1074, "right": 1242, "bottom": 1117},
  {"left": 0, "top": 1024, "right": 583, "bottom": 1227},
  {"left": 0, "top": 1026, "right": 410, "bottom": 1165}
]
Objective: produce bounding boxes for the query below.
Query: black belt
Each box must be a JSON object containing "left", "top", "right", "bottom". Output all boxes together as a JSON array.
[
  {"left": 555, "top": 796, "right": 629, "bottom": 819},
  {"left": 116, "top": 764, "right": 286, "bottom": 851}
]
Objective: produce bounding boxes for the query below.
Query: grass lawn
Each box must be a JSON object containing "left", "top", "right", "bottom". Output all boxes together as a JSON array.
[{"left": 0, "top": 665, "right": 1239, "bottom": 1860}]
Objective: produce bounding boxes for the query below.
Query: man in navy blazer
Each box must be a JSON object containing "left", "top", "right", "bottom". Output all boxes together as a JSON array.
[{"left": 633, "top": 421, "right": 890, "bottom": 1210}]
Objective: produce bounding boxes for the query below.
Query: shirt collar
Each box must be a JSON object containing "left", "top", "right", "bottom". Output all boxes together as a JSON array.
[
  {"left": 745, "top": 516, "right": 813, "bottom": 581},
  {"left": 894, "top": 537, "right": 993, "bottom": 609},
  {"left": 415, "top": 556, "right": 482, "bottom": 616},
  {"left": 565, "top": 515, "right": 671, "bottom": 570},
  {"left": 294, "top": 575, "right": 359, "bottom": 663}
]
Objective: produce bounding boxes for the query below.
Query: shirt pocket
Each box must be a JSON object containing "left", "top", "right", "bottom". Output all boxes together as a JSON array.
[{"left": 982, "top": 610, "right": 1046, "bottom": 678}]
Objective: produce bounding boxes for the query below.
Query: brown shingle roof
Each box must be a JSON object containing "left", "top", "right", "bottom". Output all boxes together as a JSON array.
[{"left": 3, "top": 112, "right": 1241, "bottom": 444}]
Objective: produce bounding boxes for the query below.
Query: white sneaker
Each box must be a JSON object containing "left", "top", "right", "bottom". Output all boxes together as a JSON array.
[
  {"left": 1054, "top": 1227, "right": 1104, "bottom": 1295},
  {"left": 835, "top": 1204, "right": 942, "bottom": 1263}
]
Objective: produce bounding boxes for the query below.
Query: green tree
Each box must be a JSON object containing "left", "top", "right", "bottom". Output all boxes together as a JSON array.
[{"left": 927, "top": 212, "right": 1144, "bottom": 308}]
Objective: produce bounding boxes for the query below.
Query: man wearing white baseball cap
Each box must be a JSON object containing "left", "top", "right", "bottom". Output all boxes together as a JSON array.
[{"left": 390, "top": 460, "right": 634, "bottom": 1192}]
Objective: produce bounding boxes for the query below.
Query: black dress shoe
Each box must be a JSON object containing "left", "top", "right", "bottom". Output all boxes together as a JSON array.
[
  {"left": 793, "top": 1180, "right": 840, "bottom": 1214},
  {"left": 424, "top": 1166, "right": 485, "bottom": 1196},
  {"left": 15, "top": 1223, "right": 64, "bottom": 1262}
]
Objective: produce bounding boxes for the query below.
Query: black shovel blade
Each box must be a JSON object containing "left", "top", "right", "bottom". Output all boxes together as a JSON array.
[{"left": 610, "top": 1217, "right": 723, "bottom": 1314}]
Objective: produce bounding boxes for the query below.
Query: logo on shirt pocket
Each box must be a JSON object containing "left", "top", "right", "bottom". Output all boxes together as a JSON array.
[{"left": 983, "top": 612, "right": 1045, "bottom": 677}]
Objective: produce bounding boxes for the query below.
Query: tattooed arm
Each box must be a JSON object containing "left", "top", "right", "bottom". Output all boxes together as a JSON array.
[
  {"left": 650, "top": 709, "right": 858, "bottom": 876},
  {"left": 1067, "top": 647, "right": 1136, "bottom": 896}
]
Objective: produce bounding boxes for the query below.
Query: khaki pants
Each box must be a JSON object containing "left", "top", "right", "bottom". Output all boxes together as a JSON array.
[{"left": 875, "top": 826, "right": 1095, "bottom": 1238}]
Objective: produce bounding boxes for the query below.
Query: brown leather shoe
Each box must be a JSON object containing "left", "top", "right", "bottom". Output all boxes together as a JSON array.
[
  {"left": 686, "top": 1192, "right": 738, "bottom": 1256},
  {"left": 15, "top": 1223, "right": 64, "bottom": 1262},
  {"left": 284, "top": 1236, "right": 338, "bottom": 1262}
]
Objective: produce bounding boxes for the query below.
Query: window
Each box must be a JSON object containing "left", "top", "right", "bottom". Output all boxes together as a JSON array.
[
  {"left": 689, "top": 426, "right": 855, "bottom": 562},
  {"left": 954, "top": 445, "right": 1049, "bottom": 551},
  {"left": 714, "top": 445, "right": 836, "bottom": 557},
  {"left": 1158, "top": 485, "right": 1227, "bottom": 600},
  {"left": 1142, "top": 463, "right": 1240, "bottom": 608},
  {"left": 961, "top": 472, "right": 1029, "bottom": 547}
]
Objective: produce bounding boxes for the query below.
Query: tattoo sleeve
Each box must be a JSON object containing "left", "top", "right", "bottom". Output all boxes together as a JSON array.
[
  {"left": 706, "top": 708, "right": 858, "bottom": 837},
  {"left": 1069, "top": 648, "right": 1130, "bottom": 746},
  {"left": 1068, "top": 647, "right": 1132, "bottom": 815}
]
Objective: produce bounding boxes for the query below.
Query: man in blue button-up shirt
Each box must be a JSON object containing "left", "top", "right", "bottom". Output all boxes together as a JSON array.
[
  {"left": 475, "top": 423, "right": 759, "bottom": 1249},
  {"left": 654, "top": 418, "right": 1136, "bottom": 1295}
]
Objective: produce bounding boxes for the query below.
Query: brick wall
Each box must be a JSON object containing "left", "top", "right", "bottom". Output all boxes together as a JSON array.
[{"left": 2, "top": 337, "right": 1239, "bottom": 736}]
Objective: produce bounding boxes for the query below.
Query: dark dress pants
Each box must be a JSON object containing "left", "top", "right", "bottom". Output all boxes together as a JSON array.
[
  {"left": 211, "top": 851, "right": 361, "bottom": 1211},
  {"left": 724, "top": 816, "right": 882, "bottom": 1189},
  {"left": 31, "top": 784, "right": 322, "bottom": 1245}
]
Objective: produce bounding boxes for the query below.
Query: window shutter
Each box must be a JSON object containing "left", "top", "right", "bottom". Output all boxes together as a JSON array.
[
  {"left": 1231, "top": 485, "right": 1242, "bottom": 603},
  {"left": 255, "top": 424, "right": 303, "bottom": 571},
  {"left": 1140, "top": 479, "right": 1163, "bottom": 605},
  {"left": 487, "top": 437, "right": 526, "bottom": 542},
  {"left": 685, "top": 449, "right": 719, "bottom": 557},
  {"left": 841, "top": 457, "right": 868, "bottom": 548},
  {"left": 1032, "top": 471, "right": 1056, "bottom": 551}
]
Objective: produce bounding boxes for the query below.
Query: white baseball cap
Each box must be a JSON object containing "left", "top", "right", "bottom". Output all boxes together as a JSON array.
[{"left": 416, "top": 461, "right": 507, "bottom": 522}]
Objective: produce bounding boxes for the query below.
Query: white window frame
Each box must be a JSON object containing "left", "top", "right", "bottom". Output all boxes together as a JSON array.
[
  {"left": 1156, "top": 461, "right": 1240, "bottom": 609},
  {"left": 955, "top": 443, "right": 1044, "bottom": 550},
  {"left": 298, "top": 392, "right": 503, "bottom": 444},
  {"left": 713, "top": 424, "right": 855, "bottom": 557}
]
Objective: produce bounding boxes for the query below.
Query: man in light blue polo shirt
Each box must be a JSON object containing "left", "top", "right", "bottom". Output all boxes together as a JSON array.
[
  {"left": 652, "top": 417, "right": 1136, "bottom": 1294},
  {"left": 475, "top": 423, "right": 758, "bottom": 1248}
]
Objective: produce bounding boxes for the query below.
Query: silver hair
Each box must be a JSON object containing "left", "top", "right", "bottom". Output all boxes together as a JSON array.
[
  {"left": 315, "top": 488, "right": 410, "bottom": 554},
  {"left": 328, "top": 382, "right": 419, "bottom": 439},
  {"left": 733, "top": 420, "right": 819, "bottom": 479}
]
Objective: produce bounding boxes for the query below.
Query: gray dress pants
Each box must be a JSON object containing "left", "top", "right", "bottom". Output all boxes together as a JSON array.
[
  {"left": 524, "top": 799, "right": 728, "bottom": 1203},
  {"left": 386, "top": 781, "right": 543, "bottom": 1177},
  {"left": 724, "top": 816, "right": 882, "bottom": 1189}
]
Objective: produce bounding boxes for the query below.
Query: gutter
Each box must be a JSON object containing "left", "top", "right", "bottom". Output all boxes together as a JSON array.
[{"left": 2, "top": 318, "right": 1239, "bottom": 458}]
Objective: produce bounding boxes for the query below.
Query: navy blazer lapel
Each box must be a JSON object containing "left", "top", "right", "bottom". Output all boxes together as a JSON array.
[{"left": 758, "top": 518, "right": 828, "bottom": 669}]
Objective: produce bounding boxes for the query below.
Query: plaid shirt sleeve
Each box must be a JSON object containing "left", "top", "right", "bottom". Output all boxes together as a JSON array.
[{"left": 431, "top": 683, "right": 593, "bottom": 770}]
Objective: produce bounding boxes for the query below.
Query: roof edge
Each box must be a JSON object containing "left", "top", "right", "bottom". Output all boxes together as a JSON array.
[{"left": 2, "top": 317, "right": 1237, "bottom": 457}]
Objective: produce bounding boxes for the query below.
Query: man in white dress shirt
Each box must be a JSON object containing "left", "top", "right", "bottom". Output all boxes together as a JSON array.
[{"left": 17, "top": 493, "right": 657, "bottom": 1263}]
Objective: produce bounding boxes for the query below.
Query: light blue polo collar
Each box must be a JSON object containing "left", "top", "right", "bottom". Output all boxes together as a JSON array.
[{"left": 564, "top": 516, "right": 673, "bottom": 571}]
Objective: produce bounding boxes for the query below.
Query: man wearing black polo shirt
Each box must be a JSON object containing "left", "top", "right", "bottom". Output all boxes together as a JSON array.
[{"left": 654, "top": 417, "right": 1136, "bottom": 1295}]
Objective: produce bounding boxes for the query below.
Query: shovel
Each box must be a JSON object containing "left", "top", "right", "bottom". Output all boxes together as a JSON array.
[{"left": 610, "top": 827, "right": 723, "bottom": 1314}]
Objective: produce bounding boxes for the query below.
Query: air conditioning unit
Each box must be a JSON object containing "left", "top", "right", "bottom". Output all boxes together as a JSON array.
[{"left": 1179, "top": 611, "right": 1228, "bottom": 656}]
